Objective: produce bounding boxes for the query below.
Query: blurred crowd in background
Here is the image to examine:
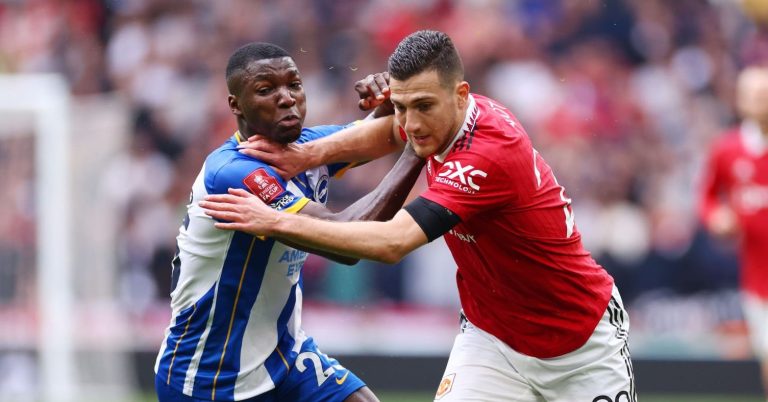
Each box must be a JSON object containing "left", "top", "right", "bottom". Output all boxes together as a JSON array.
[{"left": 2, "top": 0, "right": 768, "bottom": 329}]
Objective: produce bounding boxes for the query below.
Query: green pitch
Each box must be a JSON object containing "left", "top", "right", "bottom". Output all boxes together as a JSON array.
[
  {"left": 132, "top": 392, "right": 764, "bottom": 402},
  {"left": 379, "top": 395, "right": 763, "bottom": 402}
]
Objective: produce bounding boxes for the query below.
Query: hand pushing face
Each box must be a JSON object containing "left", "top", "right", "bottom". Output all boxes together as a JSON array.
[{"left": 228, "top": 57, "right": 307, "bottom": 144}]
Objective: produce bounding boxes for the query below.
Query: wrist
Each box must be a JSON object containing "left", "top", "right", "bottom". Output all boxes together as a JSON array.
[{"left": 301, "top": 141, "right": 323, "bottom": 169}]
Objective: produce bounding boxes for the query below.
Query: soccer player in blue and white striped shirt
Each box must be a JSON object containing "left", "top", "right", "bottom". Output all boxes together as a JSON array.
[{"left": 154, "top": 42, "right": 420, "bottom": 402}]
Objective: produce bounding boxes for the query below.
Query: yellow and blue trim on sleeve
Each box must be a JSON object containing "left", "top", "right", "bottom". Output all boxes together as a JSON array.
[{"left": 282, "top": 197, "right": 310, "bottom": 214}]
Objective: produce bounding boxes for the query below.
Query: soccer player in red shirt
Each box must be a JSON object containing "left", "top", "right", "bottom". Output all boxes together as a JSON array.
[
  {"left": 201, "top": 30, "right": 636, "bottom": 401},
  {"left": 700, "top": 66, "right": 768, "bottom": 399}
]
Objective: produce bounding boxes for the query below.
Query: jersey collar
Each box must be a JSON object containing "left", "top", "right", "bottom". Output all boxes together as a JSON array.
[
  {"left": 434, "top": 94, "right": 479, "bottom": 163},
  {"left": 741, "top": 119, "right": 767, "bottom": 156}
]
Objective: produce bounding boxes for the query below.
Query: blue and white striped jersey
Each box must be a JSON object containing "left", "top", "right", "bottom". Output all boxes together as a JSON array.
[{"left": 155, "top": 125, "right": 353, "bottom": 401}]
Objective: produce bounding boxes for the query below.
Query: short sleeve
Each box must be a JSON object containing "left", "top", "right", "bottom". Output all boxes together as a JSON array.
[
  {"left": 421, "top": 151, "right": 511, "bottom": 221},
  {"left": 208, "top": 159, "right": 309, "bottom": 214},
  {"left": 300, "top": 123, "right": 362, "bottom": 178}
]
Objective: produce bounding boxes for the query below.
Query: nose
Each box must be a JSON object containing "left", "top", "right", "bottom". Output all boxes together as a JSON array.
[
  {"left": 403, "top": 109, "right": 421, "bottom": 135},
  {"left": 276, "top": 86, "right": 296, "bottom": 108}
]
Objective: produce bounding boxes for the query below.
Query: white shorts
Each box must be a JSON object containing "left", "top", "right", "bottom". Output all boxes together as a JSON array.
[
  {"left": 434, "top": 286, "right": 636, "bottom": 402},
  {"left": 742, "top": 292, "right": 768, "bottom": 357}
]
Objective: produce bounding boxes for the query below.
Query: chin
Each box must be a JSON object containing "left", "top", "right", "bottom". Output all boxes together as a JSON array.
[
  {"left": 412, "top": 145, "right": 433, "bottom": 158},
  {"left": 275, "top": 126, "right": 302, "bottom": 144}
]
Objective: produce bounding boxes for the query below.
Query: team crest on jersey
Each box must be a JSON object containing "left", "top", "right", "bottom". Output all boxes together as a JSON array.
[
  {"left": 435, "top": 373, "right": 455, "bottom": 400},
  {"left": 435, "top": 161, "right": 488, "bottom": 194},
  {"left": 244, "top": 168, "right": 283, "bottom": 203},
  {"left": 315, "top": 174, "right": 329, "bottom": 204}
]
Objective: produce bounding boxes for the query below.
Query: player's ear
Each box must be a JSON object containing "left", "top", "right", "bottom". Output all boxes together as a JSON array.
[
  {"left": 228, "top": 94, "right": 243, "bottom": 117},
  {"left": 455, "top": 81, "right": 470, "bottom": 109}
]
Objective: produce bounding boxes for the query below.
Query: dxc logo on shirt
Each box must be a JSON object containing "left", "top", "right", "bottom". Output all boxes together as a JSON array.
[{"left": 437, "top": 161, "right": 488, "bottom": 193}]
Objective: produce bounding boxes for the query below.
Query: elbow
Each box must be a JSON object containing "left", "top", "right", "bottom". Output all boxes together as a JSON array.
[{"left": 377, "top": 241, "right": 409, "bottom": 265}]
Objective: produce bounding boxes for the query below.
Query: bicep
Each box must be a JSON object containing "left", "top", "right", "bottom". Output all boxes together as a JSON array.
[
  {"left": 403, "top": 196, "right": 460, "bottom": 242},
  {"left": 386, "top": 209, "right": 430, "bottom": 256}
]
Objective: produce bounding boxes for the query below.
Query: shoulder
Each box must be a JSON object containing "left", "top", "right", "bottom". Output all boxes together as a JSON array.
[
  {"left": 205, "top": 147, "right": 276, "bottom": 194},
  {"left": 709, "top": 127, "right": 745, "bottom": 156},
  {"left": 473, "top": 94, "right": 525, "bottom": 132},
  {"left": 719, "top": 127, "right": 743, "bottom": 144},
  {"left": 461, "top": 94, "right": 530, "bottom": 151},
  {"left": 445, "top": 118, "right": 530, "bottom": 171}
]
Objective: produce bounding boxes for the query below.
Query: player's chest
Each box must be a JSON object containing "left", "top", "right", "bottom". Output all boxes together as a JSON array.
[
  {"left": 425, "top": 158, "right": 487, "bottom": 194},
  {"left": 288, "top": 166, "right": 330, "bottom": 205}
]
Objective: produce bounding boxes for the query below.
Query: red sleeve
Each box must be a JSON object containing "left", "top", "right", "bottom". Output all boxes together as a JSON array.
[
  {"left": 698, "top": 138, "right": 727, "bottom": 226},
  {"left": 421, "top": 151, "right": 510, "bottom": 221}
]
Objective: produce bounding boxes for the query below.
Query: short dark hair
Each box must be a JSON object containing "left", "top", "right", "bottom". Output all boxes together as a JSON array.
[
  {"left": 226, "top": 42, "right": 291, "bottom": 93},
  {"left": 387, "top": 30, "right": 464, "bottom": 87}
]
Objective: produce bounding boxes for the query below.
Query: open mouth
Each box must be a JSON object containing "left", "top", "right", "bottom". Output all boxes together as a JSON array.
[{"left": 412, "top": 135, "right": 429, "bottom": 145}]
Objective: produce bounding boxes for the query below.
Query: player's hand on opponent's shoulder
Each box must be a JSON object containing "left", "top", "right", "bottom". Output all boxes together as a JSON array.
[
  {"left": 238, "top": 138, "right": 309, "bottom": 180},
  {"left": 356, "top": 72, "right": 394, "bottom": 117}
]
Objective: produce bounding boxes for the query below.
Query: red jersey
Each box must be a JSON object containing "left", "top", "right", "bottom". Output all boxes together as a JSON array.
[
  {"left": 419, "top": 94, "right": 614, "bottom": 358},
  {"left": 700, "top": 121, "right": 768, "bottom": 298}
]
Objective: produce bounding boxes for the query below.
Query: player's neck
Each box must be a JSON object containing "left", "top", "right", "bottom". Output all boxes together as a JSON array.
[
  {"left": 437, "top": 104, "right": 470, "bottom": 155},
  {"left": 236, "top": 121, "right": 255, "bottom": 140},
  {"left": 450, "top": 102, "right": 470, "bottom": 136}
]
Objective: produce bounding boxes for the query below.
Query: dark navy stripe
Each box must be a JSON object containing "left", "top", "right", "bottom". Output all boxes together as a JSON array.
[
  {"left": 193, "top": 233, "right": 274, "bottom": 400},
  {"left": 290, "top": 173, "right": 312, "bottom": 197},
  {"left": 158, "top": 303, "right": 196, "bottom": 384},
  {"left": 213, "top": 236, "right": 275, "bottom": 400},
  {"left": 160, "top": 284, "right": 217, "bottom": 391},
  {"left": 264, "top": 278, "right": 301, "bottom": 383}
]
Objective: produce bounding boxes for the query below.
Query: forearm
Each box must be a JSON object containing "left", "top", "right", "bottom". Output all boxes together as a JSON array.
[
  {"left": 272, "top": 210, "right": 426, "bottom": 264},
  {"left": 303, "top": 115, "right": 402, "bottom": 165},
  {"left": 275, "top": 236, "right": 359, "bottom": 266},
  {"left": 332, "top": 145, "right": 424, "bottom": 222}
]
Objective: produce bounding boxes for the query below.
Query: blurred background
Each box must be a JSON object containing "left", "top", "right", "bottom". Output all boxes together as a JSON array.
[{"left": 1, "top": 0, "right": 768, "bottom": 400}]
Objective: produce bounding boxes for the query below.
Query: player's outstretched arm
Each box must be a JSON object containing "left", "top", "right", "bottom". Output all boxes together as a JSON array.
[
  {"left": 299, "top": 144, "right": 423, "bottom": 223},
  {"left": 239, "top": 115, "right": 403, "bottom": 179},
  {"left": 201, "top": 145, "right": 424, "bottom": 265},
  {"left": 238, "top": 72, "right": 403, "bottom": 179},
  {"left": 272, "top": 144, "right": 423, "bottom": 264},
  {"left": 202, "top": 198, "right": 428, "bottom": 265}
]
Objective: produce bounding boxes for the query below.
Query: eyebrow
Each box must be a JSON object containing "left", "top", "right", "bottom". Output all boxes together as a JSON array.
[
  {"left": 392, "top": 95, "right": 437, "bottom": 105},
  {"left": 249, "top": 68, "right": 300, "bottom": 80}
]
